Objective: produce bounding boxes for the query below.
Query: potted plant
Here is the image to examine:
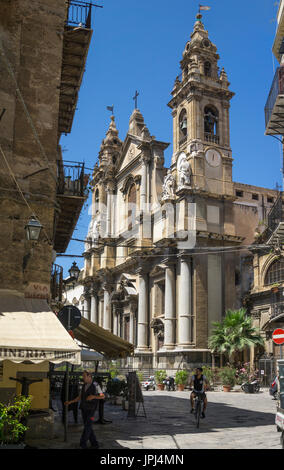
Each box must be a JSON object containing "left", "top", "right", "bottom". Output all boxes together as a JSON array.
[
  {"left": 106, "top": 378, "right": 126, "bottom": 405},
  {"left": 154, "top": 370, "right": 167, "bottom": 390},
  {"left": 0, "top": 395, "right": 32, "bottom": 448},
  {"left": 175, "top": 370, "right": 189, "bottom": 391},
  {"left": 218, "top": 367, "right": 236, "bottom": 392}
]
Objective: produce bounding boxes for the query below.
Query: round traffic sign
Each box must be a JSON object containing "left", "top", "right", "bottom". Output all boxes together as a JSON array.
[
  {"left": 57, "top": 305, "right": 81, "bottom": 331},
  {"left": 272, "top": 328, "right": 284, "bottom": 345}
]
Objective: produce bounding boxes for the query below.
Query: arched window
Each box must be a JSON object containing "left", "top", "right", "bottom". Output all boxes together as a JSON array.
[
  {"left": 179, "top": 109, "right": 187, "bottom": 144},
  {"left": 204, "top": 105, "right": 219, "bottom": 143},
  {"left": 264, "top": 258, "right": 284, "bottom": 285},
  {"left": 204, "top": 61, "right": 211, "bottom": 77},
  {"left": 128, "top": 183, "right": 136, "bottom": 231}
]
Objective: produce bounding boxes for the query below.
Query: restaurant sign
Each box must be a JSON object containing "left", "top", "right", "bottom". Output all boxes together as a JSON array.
[{"left": 0, "top": 348, "right": 80, "bottom": 364}]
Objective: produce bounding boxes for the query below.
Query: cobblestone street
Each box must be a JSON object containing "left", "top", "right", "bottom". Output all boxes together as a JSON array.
[{"left": 27, "top": 388, "right": 282, "bottom": 450}]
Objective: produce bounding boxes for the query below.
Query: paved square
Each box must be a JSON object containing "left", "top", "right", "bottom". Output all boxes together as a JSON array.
[{"left": 27, "top": 388, "right": 282, "bottom": 449}]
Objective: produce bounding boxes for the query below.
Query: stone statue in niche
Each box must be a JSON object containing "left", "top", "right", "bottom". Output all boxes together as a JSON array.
[
  {"left": 177, "top": 154, "right": 191, "bottom": 189},
  {"left": 162, "top": 169, "right": 175, "bottom": 200},
  {"left": 91, "top": 211, "right": 101, "bottom": 245}
]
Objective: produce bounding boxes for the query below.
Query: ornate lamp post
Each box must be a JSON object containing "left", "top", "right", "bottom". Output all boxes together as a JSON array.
[
  {"left": 25, "top": 216, "right": 43, "bottom": 241},
  {"left": 68, "top": 261, "right": 80, "bottom": 282}
]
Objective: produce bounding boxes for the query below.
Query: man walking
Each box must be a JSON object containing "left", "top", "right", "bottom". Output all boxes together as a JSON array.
[{"left": 65, "top": 370, "right": 105, "bottom": 449}]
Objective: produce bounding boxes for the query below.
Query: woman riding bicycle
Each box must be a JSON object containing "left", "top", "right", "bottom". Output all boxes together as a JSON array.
[{"left": 189, "top": 367, "right": 208, "bottom": 419}]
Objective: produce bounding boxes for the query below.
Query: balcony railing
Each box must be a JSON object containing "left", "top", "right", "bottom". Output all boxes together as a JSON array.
[
  {"left": 204, "top": 132, "right": 220, "bottom": 144},
  {"left": 271, "top": 298, "right": 284, "bottom": 320},
  {"left": 66, "top": 0, "right": 93, "bottom": 29},
  {"left": 50, "top": 264, "right": 63, "bottom": 302},
  {"left": 57, "top": 160, "right": 88, "bottom": 197},
  {"left": 265, "top": 66, "right": 284, "bottom": 135},
  {"left": 267, "top": 193, "right": 284, "bottom": 233}
]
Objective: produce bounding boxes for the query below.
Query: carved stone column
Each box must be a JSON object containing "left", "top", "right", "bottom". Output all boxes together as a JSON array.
[
  {"left": 103, "top": 284, "right": 112, "bottom": 331},
  {"left": 90, "top": 284, "right": 99, "bottom": 324},
  {"left": 136, "top": 268, "right": 149, "bottom": 351},
  {"left": 140, "top": 155, "right": 150, "bottom": 210},
  {"left": 178, "top": 254, "right": 192, "bottom": 347},
  {"left": 163, "top": 261, "right": 176, "bottom": 349},
  {"left": 83, "top": 287, "right": 91, "bottom": 320},
  {"left": 112, "top": 302, "right": 122, "bottom": 337},
  {"left": 106, "top": 181, "right": 115, "bottom": 237},
  {"left": 129, "top": 302, "right": 136, "bottom": 345}
]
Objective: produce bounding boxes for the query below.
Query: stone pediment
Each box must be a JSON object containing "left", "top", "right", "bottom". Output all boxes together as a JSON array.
[{"left": 116, "top": 135, "right": 142, "bottom": 174}]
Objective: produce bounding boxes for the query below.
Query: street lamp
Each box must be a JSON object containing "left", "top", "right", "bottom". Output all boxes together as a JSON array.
[
  {"left": 25, "top": 216, "right": 43, "bottom": 241},
  {"left": 68, "top": 261, "right": 80, "bottom": 281}
]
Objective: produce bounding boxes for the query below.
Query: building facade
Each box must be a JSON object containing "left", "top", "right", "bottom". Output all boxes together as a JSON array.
[
  {"left": 248, "top": 0, "right": 284, "bottom": 379},
  {"left": 79, "top": 14, "right": 278, "bottom": 373},
  {"left": 0, "top": 0, "right": 93, "bottom": 416}
]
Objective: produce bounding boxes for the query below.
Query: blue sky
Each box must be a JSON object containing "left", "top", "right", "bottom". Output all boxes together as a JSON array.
[{"left": 58, "top": 0, "right": 281, "bottom": 276}]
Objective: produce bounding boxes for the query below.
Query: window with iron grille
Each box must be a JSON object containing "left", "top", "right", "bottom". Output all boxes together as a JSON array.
[{"left": 265, "top": 258, "right": 284, "bottom": 285}]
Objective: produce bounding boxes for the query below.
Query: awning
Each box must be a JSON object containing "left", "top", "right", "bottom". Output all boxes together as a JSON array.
[
  {"left": 74, "top": 317, "right": 134, "bottom": 359},
  {"left": 81, "top": 349, "right": 104, "bottom": 361},
  {"left": 0, "top": 291, "right": 81, "bottom": 365}
]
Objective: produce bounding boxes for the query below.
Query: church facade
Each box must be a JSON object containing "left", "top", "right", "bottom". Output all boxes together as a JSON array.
[{"left": 80, "top": 15, "right": 278, "bottom": 372}]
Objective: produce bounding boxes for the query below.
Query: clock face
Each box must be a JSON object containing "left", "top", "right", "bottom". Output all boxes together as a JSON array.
[{"left": 205, "top": 149, "right": 221, "bottom": 167}]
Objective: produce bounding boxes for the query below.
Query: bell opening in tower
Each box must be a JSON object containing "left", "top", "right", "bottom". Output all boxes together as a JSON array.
[{"left": 204, "top": 105, "right": 219, "bottom": 144}]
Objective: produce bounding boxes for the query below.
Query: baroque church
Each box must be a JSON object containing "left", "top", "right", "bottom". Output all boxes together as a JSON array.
[{"left": 78, "top": 14, "right": 278, "bottom": 371}]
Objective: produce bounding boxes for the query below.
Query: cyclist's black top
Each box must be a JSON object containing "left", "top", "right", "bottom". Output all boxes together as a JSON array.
[{"left": 192, "top": 374, "right": 206, "bottom": 392}]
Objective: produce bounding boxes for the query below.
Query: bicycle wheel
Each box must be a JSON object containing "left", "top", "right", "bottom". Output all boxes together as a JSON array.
[{"left": 194, "top": 399, "right": 201, "bottom": 428}]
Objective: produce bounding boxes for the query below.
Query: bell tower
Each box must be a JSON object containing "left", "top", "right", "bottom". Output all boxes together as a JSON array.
[{"left": 168, "top": 13, "right": 235, "bottom": 196}]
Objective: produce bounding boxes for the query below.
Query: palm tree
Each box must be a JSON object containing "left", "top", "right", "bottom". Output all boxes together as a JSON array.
[{"left": 208, "top": 308, "right": 264, "bottom": 365}]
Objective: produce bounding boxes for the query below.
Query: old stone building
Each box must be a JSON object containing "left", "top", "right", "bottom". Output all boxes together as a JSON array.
[
  {"left": 246, "top": 0, "right": 284, "bottom": 380},
  {"left": 0, "top": 0, "right": 93, "bottom": 425},
  {"left": 78, "top": 13, "right": 278, "bottom": 374}
]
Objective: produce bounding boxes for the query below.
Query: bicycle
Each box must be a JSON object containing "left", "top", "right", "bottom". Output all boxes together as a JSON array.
[{"left": 193, "top": 391, "right": 205, "bottom": 428}]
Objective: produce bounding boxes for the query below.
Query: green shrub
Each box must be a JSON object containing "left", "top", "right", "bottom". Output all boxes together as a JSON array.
[
  {"left": 0, "top": 395, "right": 32, "bottom": 444},
  {"left": 154, "top": 370, "right": 167, "bottom": 384},
  {"left": 218, "top": 367, "right": 236, "bottom": 387},
  {"left": 202, "top": 366, "right": 218, "bottom": 387},
  {"left": 175, "top": 370, "right": 189, "bottom": 385},
  {"left": 106, "top": 379, "right": 127, "bottom": 397},
  {"left": 108, "top": 361, "right": 120, "bottom": 379}
]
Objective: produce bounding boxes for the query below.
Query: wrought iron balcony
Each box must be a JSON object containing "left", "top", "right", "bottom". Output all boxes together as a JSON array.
[
  {"left": 58, "top": 1, "right": 99, "bottom": 135},
  {"left": 270, "top": 297, "right": 284, "bottom": 321},
  {"left": 265, "top": 66, "right": 284, "bottom": 135},
  {"left": 66, "top": 0, "right": 93, "bottom": 29},
  {"left": 50, "top": 263, "right": 63, "bottom": 303},
  {"left": 266, "top": 193, "right": 284, "bottom": 244},
  {"left": 57, "top": 160, "right": 88, "bottom": 197},
  {"left": 55, "top": 160, "right": 89, "bottom": 253}
]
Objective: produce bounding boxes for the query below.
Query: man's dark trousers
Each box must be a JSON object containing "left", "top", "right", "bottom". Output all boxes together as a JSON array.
[{"left": 80, "top": 409, "right": 99, "bottom": 449}]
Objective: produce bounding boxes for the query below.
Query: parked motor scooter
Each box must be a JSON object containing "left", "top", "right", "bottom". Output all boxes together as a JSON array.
[
  {"left": 142, "top": 376, "right": 156, "bottom": 391},
  {"left": 164, "top": 376, "right": 175, "bottom": 391},
  {"left": 241, "top": 379, "right": 260, "bottom": 393}
]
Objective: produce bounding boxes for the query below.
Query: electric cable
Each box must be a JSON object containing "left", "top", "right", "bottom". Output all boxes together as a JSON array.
[{"left": 0, "top": 143, "right": 52, "bottom": 244}]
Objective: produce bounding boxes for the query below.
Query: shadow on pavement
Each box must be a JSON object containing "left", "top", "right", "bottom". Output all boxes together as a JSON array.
[{"left": 26, "top": 392, "right": 277, "bottom": 449}]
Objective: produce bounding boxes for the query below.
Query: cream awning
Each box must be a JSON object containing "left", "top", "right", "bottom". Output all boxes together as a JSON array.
[
  {"left": 74, "top": 317, "right": 134, "bottom": 359},
  {"left": 0, "top": 292, "right": 81, "bottom": 365}
]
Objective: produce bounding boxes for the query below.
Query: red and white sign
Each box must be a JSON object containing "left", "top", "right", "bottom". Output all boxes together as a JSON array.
[{"left": 272, "top": 328, "right": 284, "bottom": 345}]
